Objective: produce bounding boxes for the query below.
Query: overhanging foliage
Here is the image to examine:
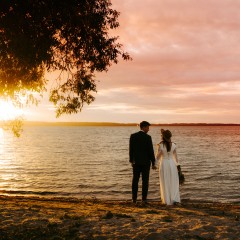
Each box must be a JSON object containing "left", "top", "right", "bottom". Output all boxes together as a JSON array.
[{"left": 0, "top": 0, "right": 130, "bottom": 116}]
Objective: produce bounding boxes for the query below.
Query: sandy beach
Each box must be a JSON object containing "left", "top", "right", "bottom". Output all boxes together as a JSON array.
[{"left": 0, "top": 195, "right": 239, "bottom": 240}]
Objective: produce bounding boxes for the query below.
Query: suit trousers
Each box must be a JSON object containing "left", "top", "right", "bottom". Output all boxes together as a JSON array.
[{"left": 132, "top": 164, "right": 151, "bottom": 201}]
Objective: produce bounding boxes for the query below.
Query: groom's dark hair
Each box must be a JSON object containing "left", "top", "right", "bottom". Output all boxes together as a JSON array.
[{"left": 140, "top": 121, "right": 151, "bottom": 129}]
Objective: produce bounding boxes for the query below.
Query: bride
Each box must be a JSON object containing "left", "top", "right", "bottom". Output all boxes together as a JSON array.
[{"left": 156, "top": 129, "right": 181, "bottom": 205}]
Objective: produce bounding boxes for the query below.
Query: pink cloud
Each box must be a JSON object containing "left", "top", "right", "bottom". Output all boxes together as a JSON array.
[{"left": 25, "top": 0, "right": 240, "bottom": 123}]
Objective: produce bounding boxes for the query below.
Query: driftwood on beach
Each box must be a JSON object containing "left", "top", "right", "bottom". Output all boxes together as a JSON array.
[{"left": 0, "top": 195, "right": 239, "bottom": 240}]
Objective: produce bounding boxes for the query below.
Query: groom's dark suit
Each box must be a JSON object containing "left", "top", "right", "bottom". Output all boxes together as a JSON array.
[{"left": 129, "top": 131, "right": 155, "bottom": 202}]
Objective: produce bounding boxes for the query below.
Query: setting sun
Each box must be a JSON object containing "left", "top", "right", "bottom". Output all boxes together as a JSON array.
[{"left": 0, "top": 100, "right": 24, "bottom": 121}]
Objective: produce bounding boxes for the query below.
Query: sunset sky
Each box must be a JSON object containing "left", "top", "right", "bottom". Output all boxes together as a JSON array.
[{"left": 25, "top": 0, "right": 240, "bottom": 123}]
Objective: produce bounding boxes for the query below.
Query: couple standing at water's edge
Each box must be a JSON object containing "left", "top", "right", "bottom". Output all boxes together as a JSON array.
[{"left": 129, "top": 121, "right": 181, "bottom": 205}]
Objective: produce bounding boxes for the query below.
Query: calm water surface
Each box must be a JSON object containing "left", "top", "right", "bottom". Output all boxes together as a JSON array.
[{"left": 0, "top": 126, "right": 239, "bottom": 203}]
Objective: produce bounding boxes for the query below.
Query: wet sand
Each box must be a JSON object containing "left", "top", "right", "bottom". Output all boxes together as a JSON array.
[{"left": 0, "top": 195, "right": 239, "bottom": 240}]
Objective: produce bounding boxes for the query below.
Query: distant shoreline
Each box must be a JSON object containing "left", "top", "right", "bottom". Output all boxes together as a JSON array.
[{"left": 23, "top": 121, "right": 240, "bottom": 127}]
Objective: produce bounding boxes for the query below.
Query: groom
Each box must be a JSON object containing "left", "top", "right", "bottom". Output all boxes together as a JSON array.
[{"left": 129, "top": 121, "right": 156, "bottom": 204}]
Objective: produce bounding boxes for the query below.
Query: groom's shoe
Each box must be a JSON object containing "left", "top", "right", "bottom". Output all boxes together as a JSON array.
[
  {"left": 141, "top": 199, "right": 149, "bottom": 206},
  {"left": 132, "top": 199, "right": 137, "bottom": 204}
]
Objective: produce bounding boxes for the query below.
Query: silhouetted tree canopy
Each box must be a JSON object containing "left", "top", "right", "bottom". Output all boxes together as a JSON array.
[{"left": 0, "top": 0, "right": 130, "bottom": 117}]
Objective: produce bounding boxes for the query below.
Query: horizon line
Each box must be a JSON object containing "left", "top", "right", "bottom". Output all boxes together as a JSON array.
[{"left": 21, "top": 121, "right": 240, "bottom": 126}]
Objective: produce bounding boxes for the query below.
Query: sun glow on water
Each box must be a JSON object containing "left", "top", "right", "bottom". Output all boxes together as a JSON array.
[
  {"left": 0, "top": 128, "right": 4, "bottom": 154},
  {"left": 0, "top": 127, "right": 3, "bottom": 137}
]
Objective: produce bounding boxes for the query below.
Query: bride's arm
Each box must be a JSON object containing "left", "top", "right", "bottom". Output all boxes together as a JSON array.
[
  {"left": 155, "top": 144, "right": 162, "bottom": 163},
  {"left": 173, "top": 148, "right": 179, "bottom": 165}
]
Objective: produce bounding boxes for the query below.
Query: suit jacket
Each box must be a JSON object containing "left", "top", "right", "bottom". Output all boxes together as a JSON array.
[{"left": 129, "top": 131, "right": 155, "bottom": 166}]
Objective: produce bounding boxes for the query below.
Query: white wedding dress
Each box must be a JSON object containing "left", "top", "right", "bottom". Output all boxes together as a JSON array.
[{"left": 156, "top": 142, "right": 180, "bottom": 205}]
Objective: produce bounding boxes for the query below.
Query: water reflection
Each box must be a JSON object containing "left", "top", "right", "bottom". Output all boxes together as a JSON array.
[
  {"left": 0, "top": 126, "right": 239, "bottom": 203},
  {"left": 0, "top": 128, "right": 4, "bottom": 155}
]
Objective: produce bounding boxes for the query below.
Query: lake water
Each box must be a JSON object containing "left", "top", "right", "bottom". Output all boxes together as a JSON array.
[{"left": 0, "top": 125, "right": 239, "bottom": 203}]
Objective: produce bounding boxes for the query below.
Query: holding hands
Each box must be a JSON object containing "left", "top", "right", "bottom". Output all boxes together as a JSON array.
[{"left": 152, "top": 164, "right": 157, "bottom": 170}]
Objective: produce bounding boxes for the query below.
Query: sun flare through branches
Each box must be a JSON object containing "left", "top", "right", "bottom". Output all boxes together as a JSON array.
[{"left": 0, "top": 99, "right": 25, "bottom": 121}]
